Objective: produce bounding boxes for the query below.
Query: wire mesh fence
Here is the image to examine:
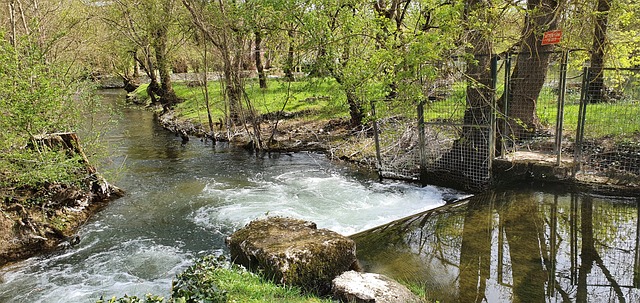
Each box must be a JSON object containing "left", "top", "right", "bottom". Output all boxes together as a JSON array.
[
  {"left": 373, "top": 109, "right": 422, "bottom": 181},
  {"left": 371, "top": 52, "right": 640, "bottom": 191},
  {"left": 497, "top": 51, "right": 586, "bottom": 158},
  {"left": 372, "top": 55, "right": 495, "bottom": 191},
  {"left": 575, "top": 67, "right": 640, "bottom": 177}
]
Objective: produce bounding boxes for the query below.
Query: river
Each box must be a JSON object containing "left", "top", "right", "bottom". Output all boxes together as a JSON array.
[
  {"left": 2, "top": 90, "right": 639, "bottom": 303},
  {"left": 0, "top": 89, "right": 459, "bottom": 302}
]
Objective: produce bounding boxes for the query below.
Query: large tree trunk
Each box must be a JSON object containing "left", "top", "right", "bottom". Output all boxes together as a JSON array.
[
  {"left": 501, "top": 0, "right": 560, "bottom": 138},
  {"left": 137, "top": 46, "right": 161, "bottom": 105},
  {"left": 586, "top": 0, "right": 611, "bottom": 103},
  {"left": 424, "top": 0, "right": 495, "bottom": 191},
  {"left": 153, "top": 23, "right": 180, "bottom": 109}
]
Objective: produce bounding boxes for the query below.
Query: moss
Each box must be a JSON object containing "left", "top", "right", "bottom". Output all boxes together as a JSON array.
[{"left": 227, "top": 217, "right": 357, "bottom": 296}]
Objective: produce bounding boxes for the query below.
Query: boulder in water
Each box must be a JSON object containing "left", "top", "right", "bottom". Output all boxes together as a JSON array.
[{"left": 226, "top": 217, "right": 358, "bottom": 295}]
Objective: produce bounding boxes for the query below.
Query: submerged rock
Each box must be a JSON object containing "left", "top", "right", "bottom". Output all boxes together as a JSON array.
[
  {"left": 332, "top": 271, "right": 423, "bottom": 303},
  {"left": 226, "top": 217, "right": 358, "bottom": 295}
]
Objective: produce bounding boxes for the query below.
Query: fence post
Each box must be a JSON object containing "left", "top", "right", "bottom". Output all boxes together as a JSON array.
[
  {"left": 555, "top": 50, "right": 569, "bottom": 166},
  {"left": 490, "top": 56, "right": 498, "bottom": 165},
  {"left": 371, "top": 100, "right": 383, "bottom": 181},
  {"left": 501, "top": 52, "right": 512, "bottom": 158},
  {"left": 574, "top": 66, "right": 590, "bottom": 174},
  {"left": 417, "top": 100, "right": 426, "bottom": 183}
]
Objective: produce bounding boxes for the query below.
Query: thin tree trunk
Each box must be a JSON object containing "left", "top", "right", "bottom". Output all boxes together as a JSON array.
[
  {"left": 9, "top": 0, "right": 17, "bottom": 48},
  {"left": 284, "top": 29, "right": 295, "bottom": 81},
  {"left": 202, "top": 35, "right": 214, "bottom": 135},
  {"left": 254, "top": 31, "right": 267, "bottom": 89}
]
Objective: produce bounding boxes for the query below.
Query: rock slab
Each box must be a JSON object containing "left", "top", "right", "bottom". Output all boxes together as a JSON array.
[
  {"left": 332, "top": 271, "right": 423, "bottom": 303},
  {"left": 226, "top": 217, "right": 357, "bottom": 295}
]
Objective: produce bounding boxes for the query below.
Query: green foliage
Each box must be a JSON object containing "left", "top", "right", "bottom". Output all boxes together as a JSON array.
[
  {"left": 0, "top": 150, "right": 85, "bottom": 190},
  {"left": 0, "top": 32, "right": 94, "bottom": 192},
  {"left": 100, "top": 255, "right": 333, "bottom": 303},
  {"left": 97, "top": 294, "right": 166, "bottom": 303},
  {"left": 172, "top": 255, "right": 228, "bottom": 302}
]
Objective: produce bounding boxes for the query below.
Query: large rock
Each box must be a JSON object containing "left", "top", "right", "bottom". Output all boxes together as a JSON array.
[
  {"left": 226, "top": 217, "right": 358, "bottom": 295},
  {"left": 332, "top": 271, "right": 423, "bottom": 303}
]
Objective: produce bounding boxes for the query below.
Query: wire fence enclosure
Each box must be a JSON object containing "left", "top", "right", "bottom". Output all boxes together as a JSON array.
[{"left": 371, "top": 52, "right": 640, "bottom": 192}]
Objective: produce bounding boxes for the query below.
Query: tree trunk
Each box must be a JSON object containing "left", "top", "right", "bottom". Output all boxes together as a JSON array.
[
  {"left": 501, "top": 0, "right": 560, "bottom": 138},
  {"left": 255, "top": 31, "right": 267, "bottom": 89},
  {"left": 153, "top": 25, "right": 179, "bottom": 109},
  {"left": 586, "top": 0, "right": 611, "bottom": 103},
  {"left": 140, "top": 46, "right": 161, "bottom": 105},
  {"left": 182, "top": 0, "right": 243, "bottom": 124},
  {"left": 284, "top": 29, "right": 295, "bottom": 81},
  {"left": 346, "top": 91, "right": 364, "bottom": 127},
  {"left": 424, "top": 0, "right": 495, "bottom": 190}
]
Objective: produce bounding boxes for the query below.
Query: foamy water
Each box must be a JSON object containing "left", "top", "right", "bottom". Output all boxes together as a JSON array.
[
  {"left": 192, "top": 170, "right": 448, "bottom": 235},
  {"left": 0, "top": 90, "right": 462, "bottom": 302}
]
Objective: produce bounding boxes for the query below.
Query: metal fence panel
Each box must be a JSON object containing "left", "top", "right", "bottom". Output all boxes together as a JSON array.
[{"left": 575, "top": 67, "right": 640, "bottom": 178}]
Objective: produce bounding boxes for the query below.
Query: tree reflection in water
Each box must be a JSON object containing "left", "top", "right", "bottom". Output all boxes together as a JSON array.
[{"left": 352, "top": 187, "right": 640, "bottom": 302}]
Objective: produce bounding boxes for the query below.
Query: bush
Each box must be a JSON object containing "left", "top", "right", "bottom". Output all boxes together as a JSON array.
[{"left": 0, "top": 31, "right": 94, "bottom": 193}]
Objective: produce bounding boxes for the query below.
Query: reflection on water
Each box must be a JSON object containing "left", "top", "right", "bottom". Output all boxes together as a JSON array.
[{"left": 353, "top": 186, "right": 640, "bottom": 302}]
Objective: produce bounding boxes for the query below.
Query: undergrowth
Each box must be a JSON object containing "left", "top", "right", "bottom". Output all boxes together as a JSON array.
[{"left": 98, "top": 255, "right": 332, "bottom": 303}]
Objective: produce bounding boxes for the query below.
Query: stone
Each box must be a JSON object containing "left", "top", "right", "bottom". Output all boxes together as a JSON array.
[
  {"left": 332, "top": 271, "right": 423, "bottom": 303},
  {"left": 226, "top": 217, "right": 358, "bottom": 295}
]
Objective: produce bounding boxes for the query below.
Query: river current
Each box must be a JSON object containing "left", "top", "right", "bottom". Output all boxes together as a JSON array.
[{"left": 0, "top": 90, "right": 457, "bottom": 302}]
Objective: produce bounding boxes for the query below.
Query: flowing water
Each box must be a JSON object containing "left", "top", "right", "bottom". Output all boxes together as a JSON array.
[{"left": 0, "top": 89, "right": 457, "bottom": 302}]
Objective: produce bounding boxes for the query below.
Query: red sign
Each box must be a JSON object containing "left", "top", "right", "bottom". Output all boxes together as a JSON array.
[{"left": 541, "top": 30, "right": 562, "bottom": 45}]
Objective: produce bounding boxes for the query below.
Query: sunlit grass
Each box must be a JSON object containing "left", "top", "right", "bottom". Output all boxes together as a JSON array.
[
  {"left": 132, "top": 78, "right": 348, "bottom": 128},
  {"left": 132, "top": 77, "right": 639, "bottom": 142}
]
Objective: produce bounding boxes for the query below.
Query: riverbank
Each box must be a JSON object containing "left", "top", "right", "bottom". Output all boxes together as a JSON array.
[
  {"left": 0, "top": 134, "right": 123, "bottom": 267},
  {"left": 148, "top": 89, "right": 640, "bottom": 196}
]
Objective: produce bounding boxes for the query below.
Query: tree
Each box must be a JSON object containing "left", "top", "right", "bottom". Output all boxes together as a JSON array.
[
  {"left": 100, "top": 0, "right": 182, "bottom": 109},
  {"left": 500, "top": 0, "right": 562, "bottom": 137},
  {"left": 296, "top": 0, "right": 378, "bottom": 127},
  {"left": 427, "top": 0, "right": 496, "bottom": 189},
  {"left": 183, "top": 0, "right": 267, "bottom": 149}
]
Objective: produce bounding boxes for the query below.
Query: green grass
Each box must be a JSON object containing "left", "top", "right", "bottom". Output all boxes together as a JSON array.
[
  {"left": 99, "top": 256, "right": 333, "bottom": 303},
  {"left": 185, "top": 262, "right": 331, "bottom": 303},
  {"left": 536, "top": 87, "right": 640, "bottom": 140},
  {"left": 134, "top": 77, "right": 639, "bottom": 143},
  {"left": 133, "top": 78, "right": 348, "bottom": 128},
  {"left": 417, "top": 82, "right": 639, "bottom": 142},
  {"left": 0, "top": 149, "right": 86, "bottom": 196}
]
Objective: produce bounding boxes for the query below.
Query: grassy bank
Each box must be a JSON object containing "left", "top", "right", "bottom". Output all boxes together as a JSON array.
[
  {"left": 99, "top": 256, "right": 333, "bottom": 303},
  {"left": 132, "top": 78, "right": 349, "bottom": 127}
]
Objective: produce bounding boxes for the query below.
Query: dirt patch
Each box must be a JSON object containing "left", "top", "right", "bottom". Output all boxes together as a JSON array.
[{"left": 157, "top": 109, "right": 377, "bottom": 167}]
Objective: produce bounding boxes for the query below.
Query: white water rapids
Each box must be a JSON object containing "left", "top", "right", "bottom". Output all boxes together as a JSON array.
[{"left": 0, "top": 90, "right": 462, "bottom": 302}]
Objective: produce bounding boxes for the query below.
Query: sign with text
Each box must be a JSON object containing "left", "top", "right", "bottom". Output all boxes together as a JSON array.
[{"left": 541, "top": 30, "right": 563, "bottom": 45}]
